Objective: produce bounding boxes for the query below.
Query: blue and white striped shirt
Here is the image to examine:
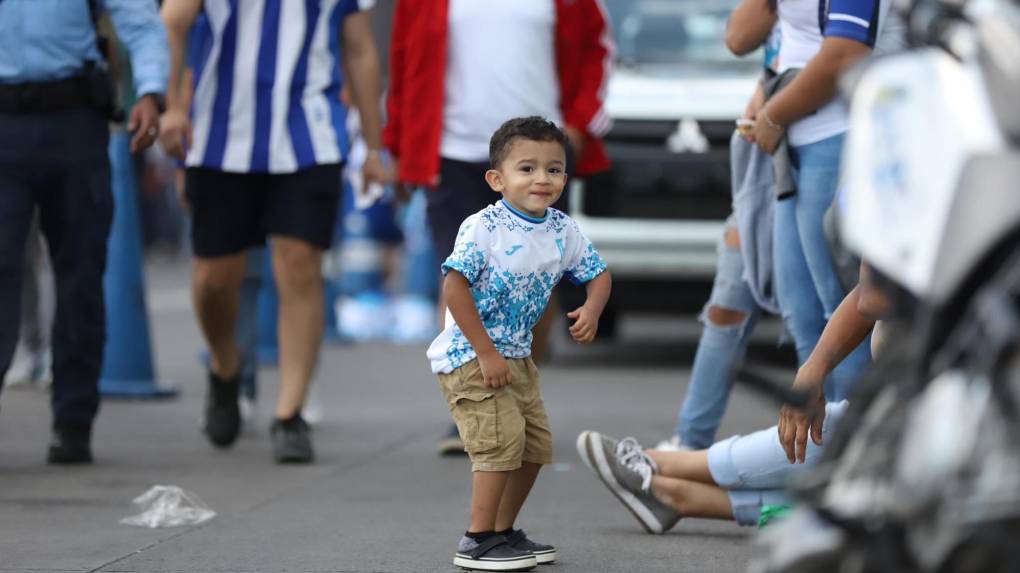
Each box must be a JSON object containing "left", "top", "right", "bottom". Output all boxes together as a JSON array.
[{"left": 187, "top": 0, "right": 373, "bottom": 174}]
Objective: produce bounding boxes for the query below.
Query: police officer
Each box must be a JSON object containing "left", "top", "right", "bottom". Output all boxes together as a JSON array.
[{"left": 0, "top": 0, "right": 169, "bottom": 464}]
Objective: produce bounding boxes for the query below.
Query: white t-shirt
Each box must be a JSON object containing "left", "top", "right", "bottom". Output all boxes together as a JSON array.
[
  {"left": 778, "top": 0, "right": 906, "bottom": 146},
  {"left": 441, "top": 0, "right": 562, "bottom": 162},
  {"left": 427, "top": 201, "right": 607, "bottom": 374}
]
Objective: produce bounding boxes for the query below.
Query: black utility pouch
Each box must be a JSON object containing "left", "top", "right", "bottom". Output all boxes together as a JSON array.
[{"left": 84, "top": 61, "right": 122, "bottom": 122}]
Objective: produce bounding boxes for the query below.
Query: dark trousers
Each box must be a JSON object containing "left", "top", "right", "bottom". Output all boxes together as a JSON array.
[{"left": 0, "top": 109, "right": 113, "bottom": 426}]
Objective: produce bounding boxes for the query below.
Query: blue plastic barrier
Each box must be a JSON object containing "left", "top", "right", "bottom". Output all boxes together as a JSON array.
[{"left": 99, "top": 132, "right": 176, "bottom": 398}]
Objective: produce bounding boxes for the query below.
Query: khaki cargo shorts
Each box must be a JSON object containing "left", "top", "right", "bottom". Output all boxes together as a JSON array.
[{"left": 438, "top": 357, "right": 553, "bottom": 472}]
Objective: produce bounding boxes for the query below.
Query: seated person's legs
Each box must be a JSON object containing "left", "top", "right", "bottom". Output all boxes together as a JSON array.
[
  {"left": 579, "top": 402, "right": 849, "bottom": 529},
  {"left": 649, "top": 401, "right": 848, "bottom": 525}
]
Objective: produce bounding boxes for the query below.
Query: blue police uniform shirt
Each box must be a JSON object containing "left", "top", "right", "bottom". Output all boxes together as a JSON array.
[{"left": 0, "top": 0, "right": 168, "bottom": 98}]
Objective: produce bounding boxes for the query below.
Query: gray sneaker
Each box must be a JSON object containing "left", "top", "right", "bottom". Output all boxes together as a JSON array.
[
  {"left": 505, "top": 529, "right": 556, "bottom": 564},
  {"left": 454, "top": 535, "right": 537, "bottom": 571},
  {"left": 576, "top": 431, "right": 681, "bottom": 534}
]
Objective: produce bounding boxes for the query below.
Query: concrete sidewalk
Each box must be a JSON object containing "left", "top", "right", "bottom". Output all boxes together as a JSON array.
[{"left": 0, "top": 260, "right": 783, "bottom": 573}]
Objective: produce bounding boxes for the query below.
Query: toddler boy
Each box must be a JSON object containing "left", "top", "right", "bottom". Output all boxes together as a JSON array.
[{"left": 427, "top": 116, "right": 612, "bottom": 571}]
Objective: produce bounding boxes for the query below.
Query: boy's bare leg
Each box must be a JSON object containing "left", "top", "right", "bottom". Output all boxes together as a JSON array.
[
  {"left": 471, "top": 471, "right": 511, "bottom": 532},
  {"left": 646, "top": 449, "right": 717, "bottom": 484},
  {"left": 271, "top": 236, "right": 324, "bottom": 419},
  {"left": 650, "top": 476, "right": 734, "bottom": 520},
  {"left": 192, "top": 254, "right": 247, "bottom": 378},
  {"left": 495, "top": 462, "right": 541, "bottom": 531}
]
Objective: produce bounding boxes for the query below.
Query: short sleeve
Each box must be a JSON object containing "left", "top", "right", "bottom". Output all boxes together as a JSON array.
[
  {"left": 561, "top": 220, "right": 607, "bottom": 285},
  {"left": 338, "top": 0, "right": 376, "bottom": 19},
  {"left": 824, "top": 0, "right": 881, "bottom": 47},
  {"left": 441, "top": 214, "right": 493, "bottom": 285}
]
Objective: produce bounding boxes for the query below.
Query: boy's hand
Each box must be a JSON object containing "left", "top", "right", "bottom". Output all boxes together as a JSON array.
[
  {"left": 566, "top": 306, "right": 599, "bottom": 344},
  {"left": 478, "top": 350, "right": 512, "bottom": 389}
]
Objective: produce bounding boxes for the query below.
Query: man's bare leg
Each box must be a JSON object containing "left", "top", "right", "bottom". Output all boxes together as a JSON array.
[
  {"left": 271, "top": 236, "right": 324, "bottom": 419},
  {"left": 192, "top": 254, "right": 247, "bottom": 379}
]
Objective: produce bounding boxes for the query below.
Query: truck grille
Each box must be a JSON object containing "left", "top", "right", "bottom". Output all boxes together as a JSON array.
[{"left": 583, "top": 118, "right": 736, "bottom": 221}]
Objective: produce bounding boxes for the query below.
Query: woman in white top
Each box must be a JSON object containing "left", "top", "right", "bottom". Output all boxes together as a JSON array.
[{"left": 742, "top": 0, "right": 904, "bottom": 402}]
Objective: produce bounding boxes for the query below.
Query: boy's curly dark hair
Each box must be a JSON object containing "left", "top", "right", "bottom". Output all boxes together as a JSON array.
[{"left": 489, "top": 116, "right": 569, "bottom": 169}]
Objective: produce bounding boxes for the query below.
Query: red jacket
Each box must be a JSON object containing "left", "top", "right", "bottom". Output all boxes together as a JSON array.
[{"left": 384, "top": 0, "right": 614, "bottom": 186}]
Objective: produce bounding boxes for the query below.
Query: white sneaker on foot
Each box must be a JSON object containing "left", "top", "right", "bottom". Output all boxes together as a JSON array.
[
  {"left": 303, "top": 382, "right": 323, "bottom": 427},
  {"left": 653, "top": 435, "right": 692, "bottom": 452}
]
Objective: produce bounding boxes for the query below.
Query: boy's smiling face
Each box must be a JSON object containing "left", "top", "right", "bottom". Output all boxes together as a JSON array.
[{"left": 485, "top": 138, "right": 567, "bottom": 218}]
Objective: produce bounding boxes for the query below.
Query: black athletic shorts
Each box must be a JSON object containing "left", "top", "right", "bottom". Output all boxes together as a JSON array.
[
  {"left": 427, "top": 157, "right": 572, "bottom": 263},
  {"left": 185, "top": 163, "right": 342, "bottom": 257}
]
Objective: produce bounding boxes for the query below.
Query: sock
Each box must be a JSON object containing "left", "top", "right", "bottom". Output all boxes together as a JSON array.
[
  {"left": 496, "top": 528, "right": 514, "bottom": 537},
  {"left": 465, "top": 530, "right": 497, "bottom": 543}
]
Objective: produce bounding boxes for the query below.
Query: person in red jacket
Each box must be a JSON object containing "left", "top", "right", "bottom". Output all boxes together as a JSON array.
[{"left": 384, "top": 0, "right": 615, "bottom": 457}]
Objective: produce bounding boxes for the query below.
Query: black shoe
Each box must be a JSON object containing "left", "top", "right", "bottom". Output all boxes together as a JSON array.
[
  {"left": 47, "top": 421, "right": 93, "bottom": 464},
  {"left": 437, "top": 423, "right": 467, "bottom": 457},
  {"left": 506, "top": 529, "right": 556, "bottom": 564},
  {"left": 204, "top": 370, "right": 241, "bottom": 448},
  {"left": 454, "top": 535, "right": 537, "bottom": 571},
  {"left": 271, "top": 413, "right": 314, "bottom": 464}
]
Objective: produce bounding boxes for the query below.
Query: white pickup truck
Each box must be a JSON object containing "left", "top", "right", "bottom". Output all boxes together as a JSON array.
[{"left": 574, "top": 0, "right": 760, "bottom": 288}]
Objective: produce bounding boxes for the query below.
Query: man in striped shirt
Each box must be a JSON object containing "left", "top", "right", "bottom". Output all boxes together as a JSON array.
[{"left": 160, "top": 0, "right": 388, "bottom": 464}]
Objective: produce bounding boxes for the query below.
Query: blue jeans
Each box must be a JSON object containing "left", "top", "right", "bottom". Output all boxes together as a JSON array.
[
  {"left": 675, "top": 228, "right": 762, "bottom": 448},
  {"left": 707, "top": 400, "right": 849, "bottom": 525},
  {"left": 773, "top": 134, "right": 870, "bottom": 401}
]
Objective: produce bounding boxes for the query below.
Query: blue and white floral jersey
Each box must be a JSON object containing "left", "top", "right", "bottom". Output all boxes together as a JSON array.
[{"left": 427, "top": 200, "right": 607, "bottom": 374}]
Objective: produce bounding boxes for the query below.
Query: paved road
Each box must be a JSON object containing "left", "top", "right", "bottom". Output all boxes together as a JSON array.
[{"left": 0, "top": 260, "right": 792, "bottom": 573}]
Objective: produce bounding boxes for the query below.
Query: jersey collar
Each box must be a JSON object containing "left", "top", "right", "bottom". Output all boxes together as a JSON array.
[{"left": 500, "top": 199, "right": 548, "bottom": 224}]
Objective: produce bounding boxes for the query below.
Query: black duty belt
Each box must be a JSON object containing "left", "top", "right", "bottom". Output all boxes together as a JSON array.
[{"left": 0, "top": 76, "right": 94, "bottom": 114}]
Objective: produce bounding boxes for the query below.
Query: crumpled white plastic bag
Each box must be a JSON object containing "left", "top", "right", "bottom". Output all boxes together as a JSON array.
[{"left": 120, "top": 485, "right": 216, "bottom": 528}]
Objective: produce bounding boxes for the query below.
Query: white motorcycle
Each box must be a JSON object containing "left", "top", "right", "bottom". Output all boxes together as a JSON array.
[{"left": 752, "top": 0, "right": 1020, "bottom": 571}]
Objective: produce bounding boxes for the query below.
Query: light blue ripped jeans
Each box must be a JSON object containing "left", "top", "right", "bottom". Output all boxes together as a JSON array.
[
  {"left": 774, "top": 133, "right": 870, "bottom": 401},
  {"left": 707, "top": 400, "right": 849, "bottom": 525},
  {"left": 674, "top": 220, "right": 763, "bottom": 449}
]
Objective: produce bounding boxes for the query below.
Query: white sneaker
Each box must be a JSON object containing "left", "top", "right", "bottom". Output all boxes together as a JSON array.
[
  {"left": 4, "top": 346, "right": 50, "bottom": 389},
  {"left": 33, "top": 349, "right": 52, "bottom": 390},
  {"left": 303, "top": 382, "right": 323, "bottom": 427},
  {"left": 3, "top": 352, "right": 34, "bottom": 387},
  {"left": 652, "top": 435, "right": 692, "bottom": 452},
  {"left": 239, "top": 396, "right": 258, "bottom": 435}
]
